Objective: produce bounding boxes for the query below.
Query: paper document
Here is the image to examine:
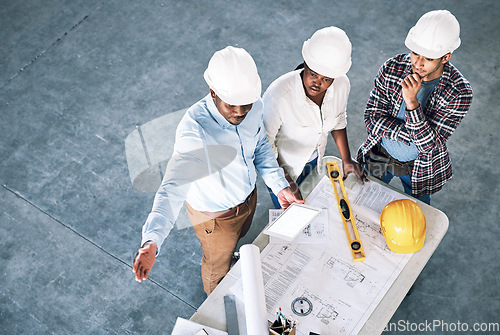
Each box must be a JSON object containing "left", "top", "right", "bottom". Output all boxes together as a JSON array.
[
  {"left": 258, "top": 176, "right": 412, "bottom": 335},
  {"left": 172, "top": 317, "right": 228, "bottom": 335},
  {"left": 346, "top": 178, "right": 412, "bottom": 222}
]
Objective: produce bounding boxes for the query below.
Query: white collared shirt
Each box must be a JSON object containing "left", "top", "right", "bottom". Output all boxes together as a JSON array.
[{"left": 263, "top": 70, "right": 349, "bottom": 181}]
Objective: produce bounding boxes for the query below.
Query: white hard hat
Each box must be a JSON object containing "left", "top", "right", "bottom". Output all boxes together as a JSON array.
[
  {"left": 203, "top": 46, "right": 261, "bottom": 106},
  {"left": 302, "top": 26, "right": 352, "bottom": 78},
  {"left": 405, "top": 10, "right": 461, "bottom": 59}
]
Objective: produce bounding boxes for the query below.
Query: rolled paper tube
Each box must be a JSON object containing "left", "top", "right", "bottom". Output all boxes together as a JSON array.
[{"left": 240, "top": 244, "right": 268, "bottom": 335}]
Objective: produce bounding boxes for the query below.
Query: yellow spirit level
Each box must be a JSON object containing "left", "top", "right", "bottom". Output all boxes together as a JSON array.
[{"left": 326, "top": 161, "right": 366, "bottom": 262}]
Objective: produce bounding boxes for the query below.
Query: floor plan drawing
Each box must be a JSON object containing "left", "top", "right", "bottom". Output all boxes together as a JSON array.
[
  {"left": 325, "top": 257, "right": 365, "bottom": 288},
  {"left": 258, "top": 176, "right": 413, "bottom": 335}
]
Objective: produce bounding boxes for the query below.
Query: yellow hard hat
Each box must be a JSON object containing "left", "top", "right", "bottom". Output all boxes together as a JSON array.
[{"left": 380, "top": 199, "right": 426, "bottom": 254}]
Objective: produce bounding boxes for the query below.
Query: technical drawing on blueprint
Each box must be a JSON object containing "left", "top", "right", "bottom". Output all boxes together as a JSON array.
[{"left": 260, "top": 176, "right": 413, "bottom": 335}]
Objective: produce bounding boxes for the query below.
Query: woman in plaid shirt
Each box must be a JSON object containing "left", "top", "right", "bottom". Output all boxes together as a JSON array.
[{"left": 357, "top": 10, "right": 473, "bottom": 204}]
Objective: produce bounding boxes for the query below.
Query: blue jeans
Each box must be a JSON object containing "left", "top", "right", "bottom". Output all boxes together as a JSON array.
[
  {"left": 380, "top": 169, "right": 431, "bottom": 205},
  {"left": 268, "top": 158, "right": 318, "bottom": 209}
]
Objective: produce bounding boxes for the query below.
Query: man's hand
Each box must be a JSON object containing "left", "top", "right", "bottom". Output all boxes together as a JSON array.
[
  {"left": 342, "top": 159, "right": 369, "bottom": 185},
  {"left": 288, "top": 180, "right": 304, "bottom": 201},
  {"left": 401, "top": 73, "right": 422, "bottom": 110},
  {"left": 133, "top": 241, "right": 157, "bottom": 282},
  {"left": 277, "top": 186, "right": 306, "bottom": 209}
]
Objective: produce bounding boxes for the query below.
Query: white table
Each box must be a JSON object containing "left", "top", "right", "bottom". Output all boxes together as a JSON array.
[{"left": 190, "top": 156, "right": 449, "bottom": 334}]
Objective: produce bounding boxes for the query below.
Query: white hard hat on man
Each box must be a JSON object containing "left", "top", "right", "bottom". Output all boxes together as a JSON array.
[
  {"left": 204, "top": 46, "right": 261, "bottom": 106},
  {"left": 405, "top": 9, "right": 461, "bottom": 59}
]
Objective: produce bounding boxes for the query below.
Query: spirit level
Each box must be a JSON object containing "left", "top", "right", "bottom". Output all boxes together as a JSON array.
[{"left": 326, "top": 161, "right": 366, "bottom": 262}]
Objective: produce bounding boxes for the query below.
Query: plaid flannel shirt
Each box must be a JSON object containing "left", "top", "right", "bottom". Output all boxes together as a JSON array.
[{"left": 357, "top": 53, "right": 473, "bottom": 198}]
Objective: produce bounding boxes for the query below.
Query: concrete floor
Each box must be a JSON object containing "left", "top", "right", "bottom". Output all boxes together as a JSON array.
[{"left": 1, "top": 0, "right": 498, "bottom": 334}]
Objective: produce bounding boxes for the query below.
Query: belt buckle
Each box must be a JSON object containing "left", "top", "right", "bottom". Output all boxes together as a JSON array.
[{"left": 393, "top": 160, "right": 404, "bottom": 167}]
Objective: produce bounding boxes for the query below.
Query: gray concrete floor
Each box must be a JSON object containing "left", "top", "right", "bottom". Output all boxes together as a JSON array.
[{"left": 1, "top": 1, "right": 498, "bottom": 334}]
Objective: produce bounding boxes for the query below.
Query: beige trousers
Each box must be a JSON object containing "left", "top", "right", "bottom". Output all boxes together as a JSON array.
[{"left": 186, "top": 189, "right": 257, "bottom": 295}]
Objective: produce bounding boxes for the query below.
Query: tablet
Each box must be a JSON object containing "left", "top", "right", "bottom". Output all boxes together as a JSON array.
[{"left": 263, "top": 203, "right": 322, "bottom": 241}]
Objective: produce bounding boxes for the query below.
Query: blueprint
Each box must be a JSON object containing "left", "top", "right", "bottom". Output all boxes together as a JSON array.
[
  {"left": 260, "top": 176, "right": 413, "bottom": 335},
  {"left": 346, "top": 176, "right": 412, "bottom": 222}
]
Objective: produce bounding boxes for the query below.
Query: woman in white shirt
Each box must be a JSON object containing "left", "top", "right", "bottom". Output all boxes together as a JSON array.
[{"left": 263, "top": 27, "right": 367, "bottom": 208}]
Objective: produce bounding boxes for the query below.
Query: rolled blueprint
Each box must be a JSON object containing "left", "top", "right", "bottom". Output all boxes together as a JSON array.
[{"left": 240, "top": 244, "right": 268, "bottom": 335}]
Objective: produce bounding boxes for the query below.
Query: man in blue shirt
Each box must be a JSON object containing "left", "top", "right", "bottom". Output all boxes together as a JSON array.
[{"left": 133, "top": 46, "right": 303, "bottom": 295}]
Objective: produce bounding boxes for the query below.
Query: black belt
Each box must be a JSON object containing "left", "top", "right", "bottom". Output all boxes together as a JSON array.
[{"left": 365, "top": 142, "right": 414, "bottom": 177}]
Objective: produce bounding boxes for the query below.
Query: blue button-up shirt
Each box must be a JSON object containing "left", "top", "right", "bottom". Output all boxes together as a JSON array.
[{"left": 141, "top": 94, "right": 289, "bottom": 253}]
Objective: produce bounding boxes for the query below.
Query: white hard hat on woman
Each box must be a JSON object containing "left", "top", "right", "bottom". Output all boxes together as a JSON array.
[{"left": 302, "top": 26, "right": 352, "bottom": 79}]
